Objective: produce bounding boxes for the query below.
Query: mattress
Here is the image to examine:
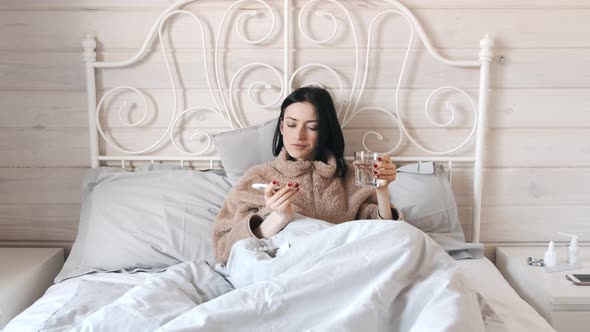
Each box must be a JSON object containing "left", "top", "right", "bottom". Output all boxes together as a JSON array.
[{"left": 2, "top": 258, "right": 553, "bottom": 332}]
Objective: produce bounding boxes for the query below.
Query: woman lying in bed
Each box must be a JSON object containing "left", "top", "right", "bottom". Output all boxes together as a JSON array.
[{"left": 213, "top": 86, "right": 403, "bottom": 264}]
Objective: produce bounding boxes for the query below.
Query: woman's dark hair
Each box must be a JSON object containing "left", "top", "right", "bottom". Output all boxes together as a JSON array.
[{"left": 272, "top": 86, "right": 347, "bottom": 177}]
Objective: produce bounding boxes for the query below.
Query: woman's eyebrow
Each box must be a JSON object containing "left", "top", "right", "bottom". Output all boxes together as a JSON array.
[{"left": 285, "top": 116, "right": 318, "bottom": 123}]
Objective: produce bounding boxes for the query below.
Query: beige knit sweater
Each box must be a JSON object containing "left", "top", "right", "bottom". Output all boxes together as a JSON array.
[{"left": 213, "top": 149, "right": 385, "bottom": 264}]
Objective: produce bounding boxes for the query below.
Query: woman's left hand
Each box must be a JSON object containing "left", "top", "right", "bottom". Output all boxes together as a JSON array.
[{"left": 373, "top": 155, "right": 397, "bottom": 187}]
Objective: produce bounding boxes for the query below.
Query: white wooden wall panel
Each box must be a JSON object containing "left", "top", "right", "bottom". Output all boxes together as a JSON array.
[
  {"left": 1, "top": 9, "right": 590, "bottom": 50},
  {"left": 458, "top": 207, "right": 590, "bottom": 242},
  {"left": 1, "top": 1, "right": 590, "bottom": 10},
  {"left": 0, "top": 205, "right": 79, "bottom": 241},
  {"left": 0, "top": 91, "right": 87, "bottom": 128},
  {"left": 0, "top": 131, "right": 89, "bottom": 167},
  {"left": 0, "top": 169, "right": 86, "bottom": 205},
  {"left": 1, "top": 0, "right": 589, "bottom": 259}
]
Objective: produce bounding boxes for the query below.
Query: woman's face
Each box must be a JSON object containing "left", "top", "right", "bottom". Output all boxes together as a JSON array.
[{"left": 280, "top": 101, "right": 320, "bottom": 161}]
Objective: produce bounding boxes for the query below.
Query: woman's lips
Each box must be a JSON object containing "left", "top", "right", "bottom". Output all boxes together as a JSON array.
[{"left": 292, "top": 144, "right": 306, "bottom": 149}]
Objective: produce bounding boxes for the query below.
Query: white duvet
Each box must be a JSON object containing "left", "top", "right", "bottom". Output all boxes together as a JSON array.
[{"left": 25, "top": 218, "right": 510, "bottom": 331}]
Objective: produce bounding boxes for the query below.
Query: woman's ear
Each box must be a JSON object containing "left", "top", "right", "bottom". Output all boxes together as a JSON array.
[{"left": 279, "top": 119, "right": 284, "bottom": 135}]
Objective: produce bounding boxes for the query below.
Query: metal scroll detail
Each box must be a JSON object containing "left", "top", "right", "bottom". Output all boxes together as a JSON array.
[
  {"left": 295, "top": 0, "right": 478, "bottom": 156},
  {"left": 91, "top": 0, "right": 480, "bottom": 158},
  {"left": 94, "top": 1, "right": 281, "bottom": 157}
]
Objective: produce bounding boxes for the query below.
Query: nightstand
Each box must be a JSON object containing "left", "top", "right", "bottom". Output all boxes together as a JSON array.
[
  {"left": 0, "top": 247, "right": 64, "bottom": 329},
  {"left": 496, "top": 246, "right": 590, "bottom": 332}
]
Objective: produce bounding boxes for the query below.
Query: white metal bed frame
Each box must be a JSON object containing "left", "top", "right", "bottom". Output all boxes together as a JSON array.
[{"left": 82, "top": 0, "right": 493, "bottom": 243}]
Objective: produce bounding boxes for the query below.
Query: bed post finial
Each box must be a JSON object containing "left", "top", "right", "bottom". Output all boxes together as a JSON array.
[
  {"left": 478, "top": 34, "right": 494, "bottom": 63},
  {"left": 83, "top": 34, "right": 100, "bottom": 168},
  {"left": 82, "top": 34, "right": 97, "bottom": 62}
]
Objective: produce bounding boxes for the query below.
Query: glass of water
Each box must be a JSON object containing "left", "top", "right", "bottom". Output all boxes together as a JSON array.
[{"left": 353, "top": 151, "right": 379, "bottom": 187}]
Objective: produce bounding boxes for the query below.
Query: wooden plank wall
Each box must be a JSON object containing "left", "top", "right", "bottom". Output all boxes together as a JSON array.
[{"left": 1, "top": 0, "right": 589, "bottom": 261}]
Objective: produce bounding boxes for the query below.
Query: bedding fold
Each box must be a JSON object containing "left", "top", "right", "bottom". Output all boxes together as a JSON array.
[{"left": 60, "top": 217, "right": 493, "bottom": 332}]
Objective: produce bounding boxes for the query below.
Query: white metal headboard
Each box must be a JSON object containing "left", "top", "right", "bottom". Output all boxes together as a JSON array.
[{"left": 82, "top": 0, "right": 493, "bottom": 242}]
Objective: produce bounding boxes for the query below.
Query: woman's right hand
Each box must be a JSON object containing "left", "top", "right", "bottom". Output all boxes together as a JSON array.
[{"left": 264, "top": 180, "right": 299, "bottom": 222}]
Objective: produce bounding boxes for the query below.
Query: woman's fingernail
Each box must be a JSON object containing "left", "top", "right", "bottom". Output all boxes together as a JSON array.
[
  {"left": 294, "top": 183, "right": 299, "bottom": 188},
  {"left": 288, "top": 182, "right": 293, "bottom": 187},
  {"left": 373, "top": 164, "right": 378, "bottom": 168},
  {"left": 272, "top": 180, "right": 278, "bottom": 185},
  {"left": 373, "top": 171, "right": 378, "bottom": 175},
  {"left": 378, "top": 157, "right": 383, "bottom": 162}
]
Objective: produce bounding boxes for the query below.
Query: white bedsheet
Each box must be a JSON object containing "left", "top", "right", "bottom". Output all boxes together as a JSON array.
[
  {"left": 2, "top": 272, "right": 149, "bottom": 332},
  {"left": 3, "top": 221, "right": 554, "bottom": 332},
  {"left": 456, "top": 258, "right": 554, "bottom": 332}
]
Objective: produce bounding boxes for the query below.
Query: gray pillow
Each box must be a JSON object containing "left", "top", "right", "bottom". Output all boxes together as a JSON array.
[
  {"left": 55, "top": 167, "right": 232, "bottom": 282},
  {"left": 388, "top": 163, "right": 483, "bottom": 259},
  {"left": 211, "top": 118, "right": 278, "bottom": 185}
]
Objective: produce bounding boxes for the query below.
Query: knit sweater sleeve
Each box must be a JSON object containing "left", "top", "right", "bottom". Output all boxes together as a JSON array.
[
  {"left": 356, "top": 194, "right": 403, "bottom": 221},
  {"left": 356, "top": 203, "right": 403, "bottom": 220},
  {"left": 356, "top": 195, "right": 380, "bottom": 220},
  {"left": 212, "top": 166, "right": 271, "bottom": 264}
]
